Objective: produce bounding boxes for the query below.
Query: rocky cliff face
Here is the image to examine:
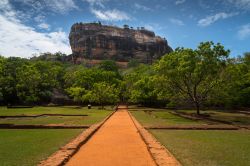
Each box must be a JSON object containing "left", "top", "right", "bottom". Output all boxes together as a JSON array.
[{"left": 69, "top": 23, "right": 172, "bottom": 64}]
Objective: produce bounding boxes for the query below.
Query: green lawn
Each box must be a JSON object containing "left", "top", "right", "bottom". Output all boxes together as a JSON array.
[
  {"left": 0, "top": 106, "right": 113, "bottom": 165},
  {"left": 131, "top": 110, "right": 206, "bottom": 126},
  {"left": 0, "top": 129, "right": 83, "bottom": 166},
  {"left": 130, "top": 107, "right": 250, "bottom": 126},
  {"left": 0, "top": 106, "right": 113, "bottom": 116},
  {"left": 177, "top": 110, "right": 250, "bottom": 125},
  {"left": 131, "top": 107, "right": 250, "bottom": 166},
  {"left": 0, "top": 106, "right": 112, "bottom": 125},
  {"left": 150, "top": 130, "right": 250, "bottom": 166}
]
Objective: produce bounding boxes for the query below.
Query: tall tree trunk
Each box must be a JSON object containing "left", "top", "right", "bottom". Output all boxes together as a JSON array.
[
  {"left": 193, "top": 88, "right": 200, "bottom": 115},
  {"left": 195, "top": 101, "right": 200, "bottom": 115}
]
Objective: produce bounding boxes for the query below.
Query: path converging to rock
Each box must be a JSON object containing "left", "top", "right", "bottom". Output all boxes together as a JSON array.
[{"left": 66, "top": 105, "right": 156, "bottom": 166}]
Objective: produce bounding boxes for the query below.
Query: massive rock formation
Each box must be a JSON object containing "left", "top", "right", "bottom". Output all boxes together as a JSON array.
[{"left": 69, "top": 22, "right": 172, "bottom": 64}]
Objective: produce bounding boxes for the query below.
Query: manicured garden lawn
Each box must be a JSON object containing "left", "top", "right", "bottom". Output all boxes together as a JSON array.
[
  {"left": 131, "top": 109, "right": 206, "bottom": 126},
  {"left": 0, "top": 106, "right": 113, "bottom": 116},
  {"left": 207, "top": 111, "right": 250, "bottom": 125},
  {"left": 0, "top": 106, "right": 113, "bottom": 165},
  {"left": 150, "top": 130, "right": 250, "bottom": 166},
  {"left": 177, "top": 110, "right": 250, "bottom": 125},
  {"left": 131, "top": 107, "right": 250, "bottom": 126},
  {"left": 131, "top": 107, "right": 250, "bottom": 165},
  {"left": 0, "top": 106, "right": 112, "bottom": 125},
  {"left": 0, "top": 129, "right": 83, "bottom": 166}
]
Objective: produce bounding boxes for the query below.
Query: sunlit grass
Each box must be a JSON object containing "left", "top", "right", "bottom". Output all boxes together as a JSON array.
[
  {"left": 131, "top": 109, "right": 205, "bottom": 126},
  {"left": 0, "top": 106, "right": 112, "bottom": 125},
  {"left": 177, "top": 110, "right": 250, "bottom": 125},
  {"left": 0, "top": 129, "right": 83, "bottom": 166},
  {"left": 150, "top": 130, "right": 250, "bottom": 166}
]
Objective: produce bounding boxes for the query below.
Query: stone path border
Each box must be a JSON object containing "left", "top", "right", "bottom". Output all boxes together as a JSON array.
[
  {"left": 128, "top": 111, "right": 181, "bottom": 166},
  {"left": 66, "top": 106, "right": 156, "bottom": 166},
  {"left": 38, "top": 111, "right": 115, "bottom": 166}
]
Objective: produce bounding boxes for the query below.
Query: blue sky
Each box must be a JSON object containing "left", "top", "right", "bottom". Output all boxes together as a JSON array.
[{"left": 0, "top": 0, "right": 250, "bottom": 58}]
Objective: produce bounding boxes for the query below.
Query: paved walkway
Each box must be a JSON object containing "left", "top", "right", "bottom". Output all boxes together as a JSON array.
[{"left": 66, "top": 106, "right": 156, "bottom": 166}]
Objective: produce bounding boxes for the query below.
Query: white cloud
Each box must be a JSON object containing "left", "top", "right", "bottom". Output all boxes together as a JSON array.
[
  {"left": 227, "top": 0, "right": 250, "bottom": 10},
  {"left": 50, "top": 0, "right": 78, "bottom": 13},
  {"left": 84, "top": 0, "right": 108, "bottom": 8},
  {"left": 0, "top": 0, "right": 16, "bottom": 20},
  {"left": 34, "top": 15, "right": 50, "bottom": 30},
  {"left": 175, "top": 0, "right": 186, "bottom": 5},
  {"left": 90, "top": 8, "right": 130, "bottom": 21},
  {"left": 144, "top": 25, "right": 154, "bottom": 31},
  {"left": 0, "top": 0, "right": 12, "bottom": 11},
  {"left": 169, "top": 18, "right": 184, "bottom": 26},
  {"left": 38, "top": 23, "right": 50, "bottom": 30},
  {"left": 144, "top": 23, "right": 164, "bottom": 31},
  {"left": 17, "top": 0, "right": 78, "bottom": 14},
  {"left": 198, "top": 12, "right": 238, "bottom": 27},
  {"left": 134, "top": 3, "right": 152, "bottom": 11},
  {"left": 238, "top": 23, "right": 250, "bottom": 40},
  {"left": 0, "top": 0, "right": 71, "bottom": 58},
  {"left": 34, "top": 15, "right": 45, "bottom": 23}
]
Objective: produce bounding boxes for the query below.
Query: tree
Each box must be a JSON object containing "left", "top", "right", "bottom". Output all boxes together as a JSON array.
[
  {"left": 31, "top": 52, "right": 68, "bottom": 62},
  {"left": 0, "top": 57, "right": 64, "bottom": 104},
  {"left": 124, "top": 64, "right": 159, "bottom": 105},
  {"left": 33, "top": 61, "right": 64, "bottom": 90},
  {"left": 16, "top": 61, "right": 64, "bottom": 104},
  {"left": 90, "top": 82, "right": 119, "bottom": 109},
  {"left": 66, "top": 87, "right": 88, "bottom": 103},
  {"left": 214, "top": 53, "right": 250, "bottom": 108},
  {"left": 0, "top": 56, "right": 5, "bottom": 102},
  {"left": 65, "top": 65, "right": 122, "bottom": 107},
  {"left": 67, "top": 82, "right": 120, "bottom": 109},
  {"left": 155, "top": 42, "right": 229, "bottom": 114},
  {"left": 64, "top": 67, "right": 121, "bottom": 90},
  {"left": 99, "top": 60, "right": 118, "bottom": 73},
  {"left": 128, "top": 59, "right": 139, "bottom": 68},
  {"left": 123, "top": 24, "right": 129, "bottom": 29},
  {"left": 1, "top": 57, "right": 28, "bottom": 104},
  {"left": 16, "top": 64, "right": 41, "bottom": 103}
]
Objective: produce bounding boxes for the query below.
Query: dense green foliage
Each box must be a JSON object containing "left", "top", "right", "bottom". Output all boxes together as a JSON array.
[
  {"left": 0, "top": 57, "right": 121, "bottom": 107},
  {"left": 210, "top": 53, "right": 250, "bottom": 108},
  {"left": 154, "top": 42, "right": 229, "bottom": 114},
  {"left": 0, "top": 42, "right": 249, "bottom": 112},
  {"left": 124, "top": 42, "right": 249, "bottom": 113},
  {"left": 124, "top": 65, "right": 159, "bottom": 105},
  {"left": 0, "top": 57, "right": 64, "bottom": 104}
]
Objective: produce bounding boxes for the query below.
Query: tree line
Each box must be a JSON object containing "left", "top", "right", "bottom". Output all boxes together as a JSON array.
[{"left": 0, "top": 42, "right": 249, "bottom": 114}]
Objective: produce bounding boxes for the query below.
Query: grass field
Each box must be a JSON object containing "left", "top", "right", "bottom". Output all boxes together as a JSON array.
[
  {"left": 0, "top": 129, "right": 83, "bottom": 166},
  {"left": 0, "top": 106, "right": 112, "bottom": 125},
  {"left": 151, "top": 130, "right": 250, "bottom": 166},
  {"left": 0, "top": 106, "right": 113, "bottom": 116},
  {"left": 177, "top": 110, "right": 250, "bottom": 125},
  {"left": 0, "top": 106, "right": 113, "bottom": 165},
  {"left": 130, "top": 109, "right": 206, "bottom": 126},
  {"left": 131, "top": 107, "right": 250, "bottom": 166}
]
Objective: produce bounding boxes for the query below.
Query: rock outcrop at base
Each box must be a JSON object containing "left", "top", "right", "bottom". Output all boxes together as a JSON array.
[{"left": 69, "top": 22, "right": 172, "bottom": 64}]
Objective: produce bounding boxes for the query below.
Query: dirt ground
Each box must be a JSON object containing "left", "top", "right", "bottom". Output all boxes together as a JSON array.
[{"left": 66, "top": 106, "right": 156, "bottom": 166}]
